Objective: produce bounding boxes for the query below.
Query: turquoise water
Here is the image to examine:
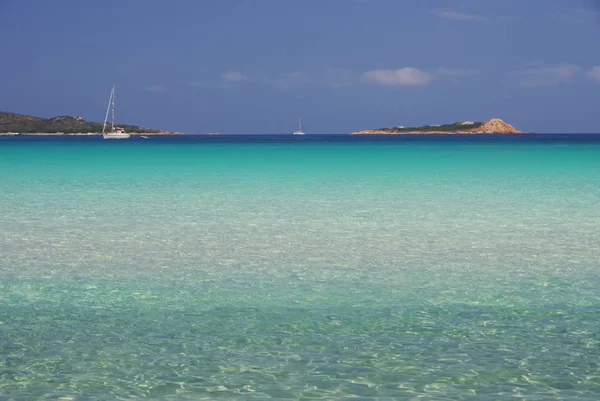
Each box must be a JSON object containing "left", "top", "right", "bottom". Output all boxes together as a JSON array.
[{"left": 2, "top": 136, "right": 600, "bottom": 399}]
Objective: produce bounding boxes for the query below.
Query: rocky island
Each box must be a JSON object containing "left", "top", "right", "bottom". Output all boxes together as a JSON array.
[
  {"left": 352, "top": 118, "right": 523, "bottom": 135},
  {"left": 0, "top": 111, "right": 178, "bottom": 135}
]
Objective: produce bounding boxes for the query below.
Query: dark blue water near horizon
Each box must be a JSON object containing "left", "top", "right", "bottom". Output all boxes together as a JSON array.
[{"left": 2, "top": 133, "right": 600, "bottom": 145}]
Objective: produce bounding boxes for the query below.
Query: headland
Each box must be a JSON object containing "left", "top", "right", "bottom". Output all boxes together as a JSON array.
[
  {"left": 0, "top": 111, "right": 179, "bottom": 135},
  {"left": 352, "top": 118, "right": 524, "bottom": 135}
]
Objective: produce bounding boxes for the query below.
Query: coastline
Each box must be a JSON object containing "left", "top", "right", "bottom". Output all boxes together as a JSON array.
[
  {"left": 0, "top": 132, "right": 181, "bottom": 136},
  {"left": 0, "top": 111, "right": 179, "bottom": 136},
  {"left": 351, "top": 118, "right": 523, "bottom": 135},
  {"left": 350, "top": 131, "right": 528, "bottom": 135}
]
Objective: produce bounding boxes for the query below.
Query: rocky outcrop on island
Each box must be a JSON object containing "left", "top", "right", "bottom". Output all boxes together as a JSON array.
[
  {"left": 352, "top": 118, "right": 523, "bottom": 135},
  {"left": 0, "top": 111, "right": 176, "bottom": 135},
  {"left": 471, "top": 118, "right": 520, "bottom": 134}
]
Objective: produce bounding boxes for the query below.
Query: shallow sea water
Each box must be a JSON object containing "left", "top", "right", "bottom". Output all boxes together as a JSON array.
[{"left": 1, "top": 135, "right": 600, "bottom": 399}]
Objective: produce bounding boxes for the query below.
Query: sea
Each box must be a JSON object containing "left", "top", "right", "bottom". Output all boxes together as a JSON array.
[{"left": 1, "top": 134, "right": 600, "bottom": 400}]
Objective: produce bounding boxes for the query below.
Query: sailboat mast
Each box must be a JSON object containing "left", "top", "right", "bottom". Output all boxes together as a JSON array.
[
  {"left": 299, "top": 118, "right": 302, "bottom": 132},
  {"left": 102, "top": 85, "right": 113, "bottom": 134},
  {"left": 111, "top": 85, "right": 115, "bottom": 132}
]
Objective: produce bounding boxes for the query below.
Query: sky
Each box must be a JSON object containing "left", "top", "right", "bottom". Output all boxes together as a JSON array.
[{"left": 1, "top": 0, "right": 600, "bottom": 134}]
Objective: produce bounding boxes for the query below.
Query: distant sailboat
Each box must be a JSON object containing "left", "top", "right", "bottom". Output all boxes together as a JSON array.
[
  {"left": 102, "top": 85, "right": 130, "bottom": 139},
  {"left": 293, "top": 118, "right": 305, "bottom": 135}
]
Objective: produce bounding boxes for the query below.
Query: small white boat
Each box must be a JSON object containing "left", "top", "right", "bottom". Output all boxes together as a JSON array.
[
  {"left": 102, "top": 85, "right": 130, "bottom": 140},
  {"left": 293, "top": 118, "right": 305, "bottom": 135},
  {"left": 140, "top": 135, "right": 149, "bottom": 139}
]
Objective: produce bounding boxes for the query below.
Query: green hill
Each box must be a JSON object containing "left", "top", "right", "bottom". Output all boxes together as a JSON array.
[{"left": 0, "top": 111, "right": 166, "bottom": 134}]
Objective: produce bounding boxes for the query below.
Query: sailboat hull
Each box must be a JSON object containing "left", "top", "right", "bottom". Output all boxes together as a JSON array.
[
  {"left": 293, "top": 118, "right": 305, "bottom": 135},
  {"left": 102, "top": 133, "right": 130, "bottom": 139}
]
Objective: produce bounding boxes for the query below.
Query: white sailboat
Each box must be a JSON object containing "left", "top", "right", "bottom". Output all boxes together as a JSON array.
[
  {"left": 293, "top": 118, "right": 305, "bottom": 135},
  {"left": 102, "top": 85, "right": 130, "bottom": 139}
]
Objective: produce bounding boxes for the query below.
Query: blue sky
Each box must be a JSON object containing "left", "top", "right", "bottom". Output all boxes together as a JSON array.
[{"left": 1, "top": 0, "right": 599, "bottom": 133}]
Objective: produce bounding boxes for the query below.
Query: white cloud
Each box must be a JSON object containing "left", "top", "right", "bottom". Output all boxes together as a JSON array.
[
  {"left": 433, "top": 9, "right": 488, "bottom": 21},
  {"left": 221, "top": 71, "right": 247, "bottom": 82},
  {"left": 146, "top": 85, "right": 164, "bottom": 93},
  {"left": 517, "top": 64, "right": 580, "bottom": 87},
  {"left": 589, "top": 66, "right": 600, "bottom": 82},
  {"left": 362, "top": 67, "right": 434, "bottom": 86}
]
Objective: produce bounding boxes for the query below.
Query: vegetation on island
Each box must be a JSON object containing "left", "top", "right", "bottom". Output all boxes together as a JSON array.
[
  {"left": 372, "top": 121, "right": 484, "bottom": 134},
  {"left": 352, "top": 119, "right": 522, "bottom": 135},
  {"left": 0, "top": 111, "right": 167, "bottom": 134}
]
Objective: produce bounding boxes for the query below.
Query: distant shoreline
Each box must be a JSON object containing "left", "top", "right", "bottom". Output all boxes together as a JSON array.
[
  {"left": 0, "top": 132, "right": 181, "bottom": 136},
  {"left": 351, "top": 118, "right": 523, "bottom": 135},
  {"left": 0, "top": 111, "right": 176, "bottom": 135}
]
